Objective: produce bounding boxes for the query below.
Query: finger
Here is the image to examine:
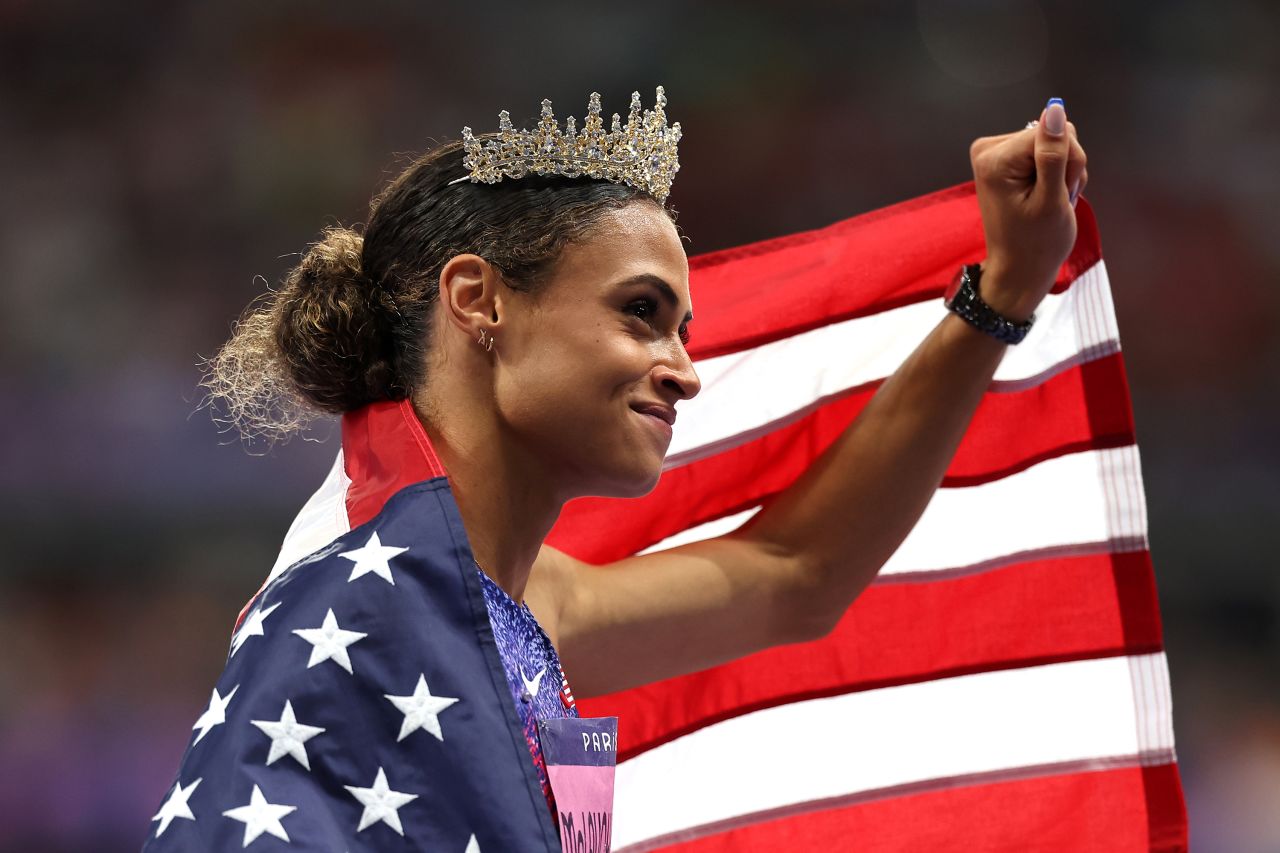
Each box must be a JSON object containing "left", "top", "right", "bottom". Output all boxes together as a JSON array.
[
  {"left": 1022, "top": 118, "right": 1081, "bottom": 142},
  {"left": 1072, "top": 166, "right": 1089, "bottom": 206},
  {"left": 970, "top": 128, "right": 1022, "bottom": 160},
  {"left": 1034, "top": 98, "right": 1072, "bottom": 205},
  {"left": 1065, "top": 132, "right": 1088, "bottom": 205}
]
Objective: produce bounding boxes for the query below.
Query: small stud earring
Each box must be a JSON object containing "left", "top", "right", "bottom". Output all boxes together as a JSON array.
[{"left": 477, "top": 329, "right": 495, "bottom": 352}]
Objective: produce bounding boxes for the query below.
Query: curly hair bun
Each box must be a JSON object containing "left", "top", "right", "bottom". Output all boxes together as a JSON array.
[
  {"left": 279, "top": 226, "right": 402, "bottom": 412},
  {"left": 200, "top": 226, "right": 402, "bottom": 443}
]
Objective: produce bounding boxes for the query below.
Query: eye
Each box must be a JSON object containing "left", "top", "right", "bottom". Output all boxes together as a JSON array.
[
  {"left": 624, "top": 297, "right": 659, "bottom": 322},
  {"left": 624, "top": 296, "right": 692, "bottom": 347}
]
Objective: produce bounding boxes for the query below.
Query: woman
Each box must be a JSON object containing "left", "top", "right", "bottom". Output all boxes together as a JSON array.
[{"left": 146, "top": 89, "right": 1086, "bottom": 850}]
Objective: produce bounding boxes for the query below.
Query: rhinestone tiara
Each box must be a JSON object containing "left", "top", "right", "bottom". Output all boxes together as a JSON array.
[{"left": 448, "top": 86, "right": 682, "bottom": 203}]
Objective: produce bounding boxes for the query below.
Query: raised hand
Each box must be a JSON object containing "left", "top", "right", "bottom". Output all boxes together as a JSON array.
[{"left": 968, "top": 98, "right": 1089, "bottom": 322}]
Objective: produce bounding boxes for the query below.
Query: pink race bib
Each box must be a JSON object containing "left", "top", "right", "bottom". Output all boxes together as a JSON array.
[{"left": 537, "top": 716, "right": 618, "bottom": 853}]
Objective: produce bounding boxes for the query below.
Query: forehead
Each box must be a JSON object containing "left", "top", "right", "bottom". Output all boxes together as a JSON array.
[{"left": 549, "top": 203, "right": 691, "bottom": 309}]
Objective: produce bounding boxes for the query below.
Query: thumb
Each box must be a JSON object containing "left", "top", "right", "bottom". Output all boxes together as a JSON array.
[{"left": 1034, "top": 97, "right": 1071, "bottom": 204}]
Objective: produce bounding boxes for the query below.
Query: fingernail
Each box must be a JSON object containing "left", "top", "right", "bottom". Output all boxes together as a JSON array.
[
  {"left": 1069, "top": 181, "right": 1080, "bottom": 206},
  {"left": 1044, "top": 97, "right": 1066, "bottom": 136}
]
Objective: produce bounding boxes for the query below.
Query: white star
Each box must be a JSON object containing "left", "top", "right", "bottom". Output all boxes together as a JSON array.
[
  {"left": 384, "top": 674, "right": 461, "bottom": 742},
  {"left": 222, "top": 784, "right": 297, "bottom": 847},
  {"left": 151, "top": 777, "right": 201, "bottom": 837},
  {"left": 251, "top": 700, "right": 326, "bottom": 771},
  {"left": 345, "top": 767, "right": 418, "bottom": 836},
  {"left": 339, "top": 531, "right": 408, "bottom": 585},
  {"left": 192, "top": 684, "right": 239, "bottom": 745},
  {"left": 230, "top": 602, "right": 282, "bottom": 657},
  {"left": 292, "top": 609, "right": 367, "bottom": 675},
  {"left": 465, "top": 834, "right": 481, "bottom": 853}
]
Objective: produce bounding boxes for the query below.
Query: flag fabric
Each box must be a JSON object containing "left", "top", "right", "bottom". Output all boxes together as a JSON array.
[
  {"left": 151, "top": 182, "right": 1187, "bottom": 851},
  {"left": 143, "top": 448, "right": 567, "bottom": 850},
  {"left": 543, "top": 183, "right": 1189, "bottom": 851}
]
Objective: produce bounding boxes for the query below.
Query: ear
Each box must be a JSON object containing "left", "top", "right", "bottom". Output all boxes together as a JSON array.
[{"left": 438, "top": 253, "right": 504, "bottom": 341}]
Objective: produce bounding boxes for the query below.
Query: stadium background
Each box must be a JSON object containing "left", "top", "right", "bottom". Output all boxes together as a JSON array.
[{"left": 0, "top": 1, "right": 1275, "bottom": 849}]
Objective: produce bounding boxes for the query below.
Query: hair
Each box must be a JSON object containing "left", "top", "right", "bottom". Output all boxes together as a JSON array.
[{"left": 201, "top": 138, "right": 674, "bottom": 443}]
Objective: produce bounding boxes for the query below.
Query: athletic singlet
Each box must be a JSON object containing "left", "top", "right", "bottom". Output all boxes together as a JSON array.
[{"left": 476, "top": 563, "right": 579, "bottom": 824}]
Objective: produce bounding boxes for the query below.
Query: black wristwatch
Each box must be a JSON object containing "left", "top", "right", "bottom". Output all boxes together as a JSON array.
[{"left": 943, "top": 263, "right": 1035, "bottom": 345}]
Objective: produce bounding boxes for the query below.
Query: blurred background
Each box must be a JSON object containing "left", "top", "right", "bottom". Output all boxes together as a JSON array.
[{"left": 1, "top": 0, "right": 1276, "bottom": 849}]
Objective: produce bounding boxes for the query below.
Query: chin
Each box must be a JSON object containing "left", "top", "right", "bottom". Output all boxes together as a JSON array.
[
  {"left": 623, "top": 470, "right": 663, "bottom": 498},
  {"left": 589, "top": 459, "right": 664, "bottom": 500}
]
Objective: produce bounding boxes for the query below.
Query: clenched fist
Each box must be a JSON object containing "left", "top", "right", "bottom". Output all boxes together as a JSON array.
[{"left": 970, "top": 98, "right": 1089, "bottom": 323}]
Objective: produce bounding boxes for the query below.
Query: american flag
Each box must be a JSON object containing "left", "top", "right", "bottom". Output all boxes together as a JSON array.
[
  {"left": 546, "top": 184, "right": 1189, "bottom": 851},
  {"left": 143, "top": 468, "right": 567, "bottom": 850},
  {"left": 148, "top": 182, "right": 1187, "bottom": 851}
]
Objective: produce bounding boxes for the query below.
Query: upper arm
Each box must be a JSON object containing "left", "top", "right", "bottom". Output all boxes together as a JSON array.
[{"left": 527, "top": 534, "right": 830, "bottom": 700}]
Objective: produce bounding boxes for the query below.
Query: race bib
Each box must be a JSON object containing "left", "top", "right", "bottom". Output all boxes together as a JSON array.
[{"left": 537, "top": 716, "right": 618, "bottom": 853}]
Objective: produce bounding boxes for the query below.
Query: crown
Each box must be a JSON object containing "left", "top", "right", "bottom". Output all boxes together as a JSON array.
[{"left": 449, "top": 86, "right": 682, "bottom": 202}]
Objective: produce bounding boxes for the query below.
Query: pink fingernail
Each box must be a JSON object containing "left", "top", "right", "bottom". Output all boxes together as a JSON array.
[{"left": 1045, "top": 97, "right": 1066, "bottom": 136}]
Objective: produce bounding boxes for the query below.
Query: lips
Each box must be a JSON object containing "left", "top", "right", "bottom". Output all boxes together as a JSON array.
[{"left": 631, "top": 403, "right": 677, "bottom": 426}]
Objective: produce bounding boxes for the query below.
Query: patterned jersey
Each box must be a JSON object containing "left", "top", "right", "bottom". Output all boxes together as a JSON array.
[{"left": 476, "top": 563, "right": 579, "bottom": 826}]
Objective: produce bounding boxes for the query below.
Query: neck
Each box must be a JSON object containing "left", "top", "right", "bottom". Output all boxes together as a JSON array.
[{"left": 411, "top": 392, "right": 564, "bottom": 606}]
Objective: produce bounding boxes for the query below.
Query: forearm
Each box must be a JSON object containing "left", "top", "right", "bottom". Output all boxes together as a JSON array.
[
  {"left": 744, "top": 286, "right": 1018, "bottom": 622},
  {"left": 739, "top": 99, "right": 1085, "bottom": 632}
]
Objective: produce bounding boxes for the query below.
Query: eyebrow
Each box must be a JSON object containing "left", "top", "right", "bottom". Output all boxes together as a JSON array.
[{"left": 617, "top": 274, "right": 694, "bottom": 325}]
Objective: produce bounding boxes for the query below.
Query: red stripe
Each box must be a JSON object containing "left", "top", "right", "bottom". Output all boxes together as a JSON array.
[
  {"left": 547, "top": 353, "right": 1135, "bottom": 563},
  {"left": 579, "top": 550, "right": 1165, "bottom": 761},
  {"left": 641, "top": 762, "right": 1186, "bottom": 852},
  {"left": 234, "top": 398, "right": 445, "bottom": 634},
  {"left": 682, "top": 186, "right": 1101, "bottom": 360},
  {"left": 1143, "top": 762, "right": 1191, "bottom": 852},
  {"left": 342, "top": 398, "right": 448, "bottom": 528}
]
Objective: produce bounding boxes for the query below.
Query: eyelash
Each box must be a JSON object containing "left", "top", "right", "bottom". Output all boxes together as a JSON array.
[{"left": 625, "top": 298, "right": 691, "bottom": 346}]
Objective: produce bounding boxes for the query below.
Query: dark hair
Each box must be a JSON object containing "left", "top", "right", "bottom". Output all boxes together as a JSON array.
[{"left": 201, "top": 138, "right": 673, "bottom": 441}]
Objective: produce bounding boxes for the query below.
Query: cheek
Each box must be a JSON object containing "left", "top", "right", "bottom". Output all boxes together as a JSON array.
[
  {"left": 494, "top": 327, "right": 651, "bottom": 444},
  {"left": 538, "top": 321, "right": 648, "bottom": 389},
  {"left": 496, "top": 327, "right": 615, "bottom": 417}
]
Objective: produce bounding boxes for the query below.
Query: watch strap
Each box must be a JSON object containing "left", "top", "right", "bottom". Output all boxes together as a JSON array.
[{"left": 944, "top": 263, "right": 1035, "bottom": 345}]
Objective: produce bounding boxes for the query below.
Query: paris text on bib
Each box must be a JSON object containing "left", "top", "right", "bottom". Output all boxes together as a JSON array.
[{"left": 537, "top": 716, "right": 617, "bottom": 853}]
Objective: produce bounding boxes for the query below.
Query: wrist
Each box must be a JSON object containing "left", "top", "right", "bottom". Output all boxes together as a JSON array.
[
  {"left": 943, "top": 263, "right": 1036, "bottom": 345},
  {"left": 976, "top": 260, "right": 1039, "bottom": 324}
]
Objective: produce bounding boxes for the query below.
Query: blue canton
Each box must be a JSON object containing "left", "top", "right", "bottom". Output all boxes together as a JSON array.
[{"left": 142, "top": 478, "right": 561, "bottom": 851}]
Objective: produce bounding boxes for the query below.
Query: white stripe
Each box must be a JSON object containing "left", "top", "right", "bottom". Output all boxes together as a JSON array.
[
  {"left": 666, "top": 261, "right": 1117, "bottom": 468},
  {"left": 637, "top": 507, "right": 760, "bottom": 556},
  {"left": 879, "top": 444, "right": 1147, "bottom": 577},
  {"left": 266, "top": 449, "right": 351, "bottom": 583},
  {"left": 640, "top": 445, "right": 1149, "bottom": 577},
  {"left": 1129, "top": 653, "right": 1176, "bottom": 763},
  {"left": 613, "top": 653, "right": 1174, "bottom": 850}
]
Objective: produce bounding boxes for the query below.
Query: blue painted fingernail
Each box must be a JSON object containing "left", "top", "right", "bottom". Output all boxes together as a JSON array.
[{"left": 1044, "top": 97, "right": 1066, "bottom": 135}]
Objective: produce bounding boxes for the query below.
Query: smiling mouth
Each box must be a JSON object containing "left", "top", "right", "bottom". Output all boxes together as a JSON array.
[
  {"left": 634, "top": 408, "right": 674, "bottom": 437},
  {"left": 631, "top": 404, "right": 677, "bottom": 426}
]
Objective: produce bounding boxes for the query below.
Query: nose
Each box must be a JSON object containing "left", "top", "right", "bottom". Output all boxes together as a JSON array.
[{"left": 655, "top": 345, "right": 702, "bottom": 401}]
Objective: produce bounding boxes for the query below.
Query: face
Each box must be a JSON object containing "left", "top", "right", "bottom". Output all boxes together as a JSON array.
[{"left": 493, "top": 202, "right": 701, "bottom": 499}]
